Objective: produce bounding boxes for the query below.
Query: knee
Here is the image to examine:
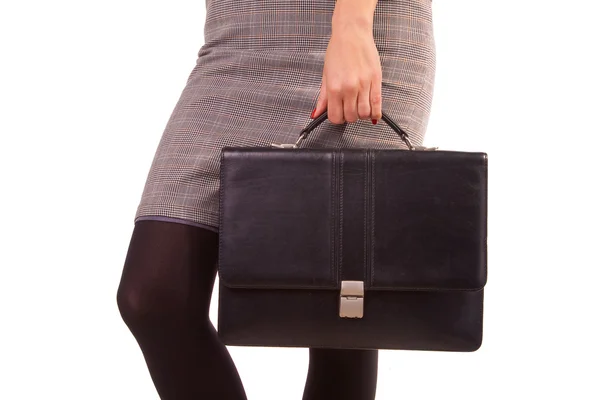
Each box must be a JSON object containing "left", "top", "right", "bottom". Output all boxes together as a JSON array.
[
  {"left": 116, "top": 273, "right": 185, "bottom": 331},
  {"left": 116, "top": 220, "right": 217, "bottom": 332},
  {"left": 116, "top": 279, "right": 150, "bottom": 330}
]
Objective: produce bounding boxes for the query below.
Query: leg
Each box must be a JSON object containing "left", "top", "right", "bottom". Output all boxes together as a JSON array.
[
  {"left": 116, "top": 219, "right": 247, "bottom": 399},
  {"left": 302, "top": 348, "right": 378, "bottom": 400}
]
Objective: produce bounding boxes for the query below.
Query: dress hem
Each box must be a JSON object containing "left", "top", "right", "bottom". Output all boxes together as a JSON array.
[{"left": 134, "top": 215, "right": 219, "bottom": 233}]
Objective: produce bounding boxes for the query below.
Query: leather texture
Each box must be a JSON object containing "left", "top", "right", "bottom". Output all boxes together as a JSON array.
[{"left": 217, "top": 145, "right": 488, "bottom": 351}]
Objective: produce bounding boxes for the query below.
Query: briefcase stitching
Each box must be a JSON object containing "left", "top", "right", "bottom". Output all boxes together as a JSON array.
[
  {"left": 363, "top": 150, "right": 368, "bottom": 286},
  {"left": 339, "top": 151, "right": 344, "bottom": 285},
  {"left": 371, "top": 149, "right": 376, "bottom": 287},
  {"left": 331, "top": 150, "right": 336, "bottom": 287}
]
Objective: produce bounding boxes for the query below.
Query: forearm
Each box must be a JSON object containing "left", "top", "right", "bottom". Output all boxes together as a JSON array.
[{"left": 332, "top": 0, "right": 378, "bottom": 33}]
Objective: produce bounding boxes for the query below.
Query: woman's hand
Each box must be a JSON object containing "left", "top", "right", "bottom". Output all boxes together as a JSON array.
[{"left": 311, "top": 15, "right": 382, "bottom": 125}]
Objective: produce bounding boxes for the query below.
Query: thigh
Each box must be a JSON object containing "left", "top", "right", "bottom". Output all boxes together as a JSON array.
[{"left": 117, "top": 219, "right": 219, "bottom": 321}]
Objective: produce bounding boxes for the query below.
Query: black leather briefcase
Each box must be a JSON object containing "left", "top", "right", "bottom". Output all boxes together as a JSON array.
[{"left": 217, "top": 111, "right": 488, "bottom": 352}]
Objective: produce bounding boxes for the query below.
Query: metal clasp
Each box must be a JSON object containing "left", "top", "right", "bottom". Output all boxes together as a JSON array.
[
  {"left": 270, "top": 130, "right": 309, "bottom": 148},
  {"left": 413, "top": 145, "right": 439, "bottom": 151},
  {"left": 270, "top": 143, "right": 297, "bottom": 148},
  {"left": 340, "top": 280, "right": 364, "bottom": 318}
]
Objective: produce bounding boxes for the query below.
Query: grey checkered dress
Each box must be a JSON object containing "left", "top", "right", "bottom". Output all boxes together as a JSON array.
[{"left": 134, "top": 0, "right": 436, "bottom": 233}]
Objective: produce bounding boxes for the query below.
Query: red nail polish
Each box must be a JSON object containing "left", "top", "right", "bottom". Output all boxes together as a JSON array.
[
  {"left": 310, "top": 108, "right": 316, "bottom": 119},
  {"left": 372, "top": 119, "right": 377, "bottom": 125}
]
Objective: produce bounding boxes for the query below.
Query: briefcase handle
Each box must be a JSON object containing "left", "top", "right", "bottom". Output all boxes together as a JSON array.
[{"left": 271, "top": 110, "right": 437, "bottom": 151}]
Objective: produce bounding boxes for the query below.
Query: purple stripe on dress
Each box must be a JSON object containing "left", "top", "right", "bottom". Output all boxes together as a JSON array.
[{"left": 135, "top": 216, "right": 219, "bottom": 233}]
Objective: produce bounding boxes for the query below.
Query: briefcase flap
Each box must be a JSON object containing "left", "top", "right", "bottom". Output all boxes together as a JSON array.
[{"left": 218, "top": 147, "right": 487, "bottom": 292}]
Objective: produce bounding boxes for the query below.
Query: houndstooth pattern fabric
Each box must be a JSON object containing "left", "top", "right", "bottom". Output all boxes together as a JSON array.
[{"left": 134, "top": 0, "right": 436, "bottom": 232}]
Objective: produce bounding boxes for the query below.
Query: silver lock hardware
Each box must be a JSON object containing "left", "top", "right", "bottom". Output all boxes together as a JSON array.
[{"left": 340, "top": 280, "right": 364, "bottom": 318}]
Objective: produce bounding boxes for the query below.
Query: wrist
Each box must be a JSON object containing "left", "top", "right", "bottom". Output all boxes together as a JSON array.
[{"left": 332, "top": 4, "right": 374, "bottom": 35}]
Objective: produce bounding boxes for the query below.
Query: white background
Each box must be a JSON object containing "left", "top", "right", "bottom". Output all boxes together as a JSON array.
[{"left": 1, "top": 0, "right": 599, "bottom": 399}]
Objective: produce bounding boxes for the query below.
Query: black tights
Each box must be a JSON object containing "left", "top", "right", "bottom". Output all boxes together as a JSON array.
[{"left": 116, "top": 220, "right": 378, "bottom": 399}]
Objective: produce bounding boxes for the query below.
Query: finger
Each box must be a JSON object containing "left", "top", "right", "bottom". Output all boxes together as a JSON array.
[
  {"left": 312, "top": 75, "right": 328, "bottom": 119},
  {"left": 343, "top": 81, "right": 359, "bottom": 123},
  {"left": 370, "top": 71, "right": 383, "bottom": 123},
  {"left": 357, "top": 77, "right": 372, "bottom": 121},
  {"left": 327, "top": 81, "right": 345, "bottom": 125}
]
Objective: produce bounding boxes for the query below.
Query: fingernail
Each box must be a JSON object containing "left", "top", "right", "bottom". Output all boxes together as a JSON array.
[
  {"left": 310, "top": 108, "right": 316, "bottom": 119},
  {"left": 372, "top": 119, "right": 377, "bottom": 125}
]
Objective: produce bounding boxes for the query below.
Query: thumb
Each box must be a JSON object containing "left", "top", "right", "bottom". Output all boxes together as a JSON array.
[{"left": 311, "top": 75, "right": 328, "bottom": 119}]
